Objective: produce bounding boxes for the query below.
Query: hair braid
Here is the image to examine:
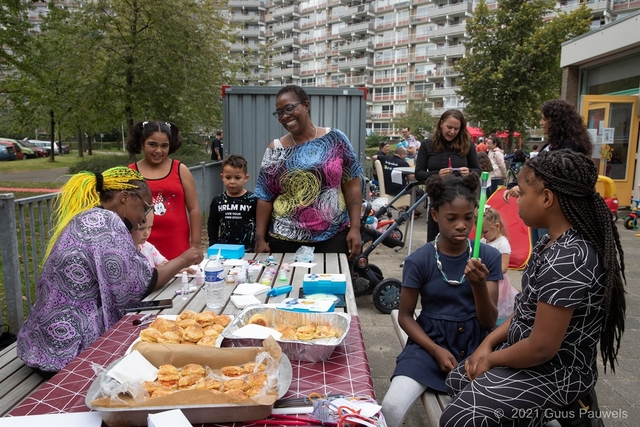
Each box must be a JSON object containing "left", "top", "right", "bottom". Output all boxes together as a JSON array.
[
  {"left": 526, "top": 150, "right": 626, "bottom": 372},
  {"left": 45, "top": 167, "right": 146, "bottom": 260}
]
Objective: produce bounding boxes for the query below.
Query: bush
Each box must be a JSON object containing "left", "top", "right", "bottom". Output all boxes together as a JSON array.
[{"left": 68, "top": 146, "right": 211, "bottom": 174}]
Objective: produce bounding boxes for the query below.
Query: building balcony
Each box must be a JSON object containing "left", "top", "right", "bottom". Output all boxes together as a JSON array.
[
  {"left": 337, "top": 57, "right": 374, "bottom": 70},
  {"left": 268, "top": 67, "right": 298, "bottom": 78},
  {"left": 371, "top": 93, "right": 408, "bottom": 102},
  {"left": 229, "top": 0, "right": 264, "bottom": 8},
  {"left": 272, "top": 4, "right": 299, "bottom": 19},
  {"left": 411, "top": 0, "right": 430, "bottom": 4},
  {"left": 270, "top": 51, "right": 298, "bottom": 62},
  {"left": 300, "top": 18, "right": 328, "bottom": 30},
  {"left": 411, "top": 12, "right": 429, "bottom": 24},
  {"left": 428, "top": 23, "right": 466, "bottom": 39},
  {"left": 337, "top": 39, "right": 374, "bottom": 54},
  {"left": 273, "top": 36, "right": 299, "bottom": 48},
  {"left": 427, "top": 1, "right": 473, "bottom": 20},
  {"left": 340, "top": 3, "right": 376, "bottom": 22},
  {"left": 428, "top": 44, "right": 466, "bottom": 59},
  {"left": 372, "top": 73, "right": 408, "bottom": 84},
  {"left": 230, "top": 43, "right": 247, "bottom": 52},
  {"left": 428, "top": 86, "right": 460, "bottom": 97},
  {"left": 338, "top": 21, "right": 375, "bottom": 37},
  {"left": 300, "top": 0, "right": 327, "bottom": 13},
  {"left": 345, "top": 75, "right": 372, "bottom": 86},
  {"left": 228, "top": 14, "right": 260, "bottom": 24},
  {"left": 238, "top": 28, "right": 265, "bottom": 38},
  {"left": 272, "top": 21, "right": 299, "bottom": 34}
]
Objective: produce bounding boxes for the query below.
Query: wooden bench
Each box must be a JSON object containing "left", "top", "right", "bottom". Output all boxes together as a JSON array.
[
  {"left": 390, "top": 309, "right": 451, "bottom": 427},
  {"left": 0, "top": 342, "right": 47, "bottom": 416}
]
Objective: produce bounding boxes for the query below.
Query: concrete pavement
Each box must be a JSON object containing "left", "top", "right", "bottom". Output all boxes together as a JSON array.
[{"left": 358, "top": 214, "right": 640, "bottom": 427}]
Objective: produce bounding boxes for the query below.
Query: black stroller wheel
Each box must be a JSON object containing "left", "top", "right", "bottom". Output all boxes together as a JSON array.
[{"left": 372, "top": 278, "right": 401, "bottom": 314}]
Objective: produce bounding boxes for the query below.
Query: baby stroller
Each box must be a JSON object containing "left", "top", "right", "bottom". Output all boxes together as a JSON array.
[{"left": 353, "top": 181, "right": 429, "bottom": 314}]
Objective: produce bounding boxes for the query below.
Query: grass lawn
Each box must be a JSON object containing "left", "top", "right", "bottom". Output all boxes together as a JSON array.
[{"left": 0, "top": 155, "right": 80, "bottom": 173}]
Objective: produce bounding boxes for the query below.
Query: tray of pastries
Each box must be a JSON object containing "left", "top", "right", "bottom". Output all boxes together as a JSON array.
[{"left": 221, "top": 305, "right": 351, "bottom": 362}]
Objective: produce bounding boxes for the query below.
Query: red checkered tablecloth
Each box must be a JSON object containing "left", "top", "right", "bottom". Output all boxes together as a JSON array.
[{"left": 8, "top": 314, "right": 374, "bottom": 426}]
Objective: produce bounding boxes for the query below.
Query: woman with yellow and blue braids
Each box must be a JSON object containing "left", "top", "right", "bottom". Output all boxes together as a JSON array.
[
  {"left": 254, "top": 85, "right": 363, "bottom": 259},
  {"left": 17, "top": 167, "right": 202, "bottom": 377}
]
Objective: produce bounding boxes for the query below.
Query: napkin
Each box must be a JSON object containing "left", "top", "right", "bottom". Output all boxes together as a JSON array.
[
  {"left": 231, "top": 324, "right": 283, "bottom": 340},
  {"left": 230, "top": 294, "right": 262, "bottom": 309},
  {"left": 233, "top": 282, "right": 270, "bottom": 296},
  {"left": 107, "top": 350, "right": 158, "bottom": 384},
  {"left": 391, "top": 169, "right": 403, "bottom": 184},
  {"left": 148, "top": 409, "right": 191, "bottom": 427}
]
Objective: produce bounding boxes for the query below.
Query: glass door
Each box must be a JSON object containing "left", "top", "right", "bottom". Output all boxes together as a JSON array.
[{"left": 581, "top": 95, "right": 639, "bottom": 203}]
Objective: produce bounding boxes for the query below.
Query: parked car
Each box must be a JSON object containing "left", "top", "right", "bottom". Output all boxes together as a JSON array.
[
  {"left": 19, "top": 139, "right": 48, "bottom": 157},
  {"left": 0, "top": 141, "right": 17, "bottom": 161},
  {"left": 0, "top": 139, "right": 24, "bottom": 159},
  {"left": 29, "top": 140, "right": 58, "bottom": 155},
  {"left": 13, "top": 140, "right": 38, "bottom": 159},
  {"left": 57, "top": 141, "right": 70, "bottom": 154}
]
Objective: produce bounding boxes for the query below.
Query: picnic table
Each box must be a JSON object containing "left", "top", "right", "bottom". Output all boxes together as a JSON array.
[{"left": 3, "top": 253, "right": 375, "bottom": 426}]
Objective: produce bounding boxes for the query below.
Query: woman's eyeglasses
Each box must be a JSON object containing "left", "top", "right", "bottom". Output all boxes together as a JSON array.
[
  {"left": 272, "top": 102, "right": 302, "bottom": 118},
  {"left": 130, "top": 192, "right": 154, "bottom": 217}
]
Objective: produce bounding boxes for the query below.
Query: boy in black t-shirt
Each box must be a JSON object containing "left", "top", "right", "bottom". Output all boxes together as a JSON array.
[{"left": 207, "top": 155, "right": 257, "bottom": 252}]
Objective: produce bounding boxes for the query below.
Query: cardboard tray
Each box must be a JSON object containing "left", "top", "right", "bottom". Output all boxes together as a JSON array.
[
  {"left": 85, "top": 339, "right": 291, "bottom": 427},
  {"left": 221, "top": 306, "right": 351, "bottom": 362}
]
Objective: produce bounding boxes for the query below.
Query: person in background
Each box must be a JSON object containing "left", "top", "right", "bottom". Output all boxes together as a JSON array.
[
  {"left": 254, "top": 84, "right": 363, "bottom": 259},
  {"left": 528, "top": 144, "right": 539, "bottom": 159},
  {"left": 381, "top": 173, "right": 501, "bottom": 427},
  {"left": 486, "top": 134, "right": 506, "bottom": 197},
  {"left": 480, "top": 207, "right": 517, "bottom": 326},
  {"left": 126, "top": 121, "right": 202, "bottom": 260},
  {"left": 415, "top": 109, "right": 480, "bottom": 241},
  {"left": 211, "top": 131, "right": 223, "bottom": 161},
  {"left": 503, "top": 99, "right": 594, "bottom": 244},
  {"left": 477, "top": 151, "right": 494, "bottom": 174},
  {"left": 16, "top": 167, "right": 202, "bottom": 376},
  {"left": 441, "top": 150, "right": 625, "bottom": 427},
  {"left": 371, "top": 141, "right": 391, "bottom": 184},
  {"left": 378, "top": 146, "right": 415, "bottom": 196},
  {"left": 401, "top": 126, "right": 420, "bottom": 160},
  {"left": 208, "top": 154, "right": 258, "bottom": 253},
  {"left": 475, "top": 137, "right": 488, "bottom": 153}
]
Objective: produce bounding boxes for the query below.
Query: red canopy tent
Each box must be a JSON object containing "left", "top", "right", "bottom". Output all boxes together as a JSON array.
[{"left": 466, "top": 127, "right": 522, "bottom": 147}]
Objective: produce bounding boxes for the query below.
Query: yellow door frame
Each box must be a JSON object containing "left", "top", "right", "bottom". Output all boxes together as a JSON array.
[{"left": 581, "top": 95, "right": 639, "bottom": 205}]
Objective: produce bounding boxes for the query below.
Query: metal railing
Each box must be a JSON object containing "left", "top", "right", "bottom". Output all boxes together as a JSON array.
[{"left": 0, "top": 161, "right": 223, "bottom": 333}]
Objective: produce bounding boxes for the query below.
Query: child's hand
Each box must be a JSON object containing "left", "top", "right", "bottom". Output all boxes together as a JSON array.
[
  {"left": 465, "top": 343, "right": 493, "bottom": 381},
  {"left": 255, "top": 240, "right": 271, "bottom": 254},
  {"left": 464, "top": 258, "right": 489, "bottom": 287},
  {"left": 433, "top": 346, "right": 458, "bottom": 373}
]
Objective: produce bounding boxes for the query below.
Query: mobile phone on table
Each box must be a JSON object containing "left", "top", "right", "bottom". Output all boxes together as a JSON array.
[{"left": 124, "top": 299, "right": 173, "bottom": 312}]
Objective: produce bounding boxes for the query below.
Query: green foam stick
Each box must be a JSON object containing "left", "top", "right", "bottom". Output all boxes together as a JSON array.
[{"left": 474, "top": 171, "right": 490, "bottom": 258}]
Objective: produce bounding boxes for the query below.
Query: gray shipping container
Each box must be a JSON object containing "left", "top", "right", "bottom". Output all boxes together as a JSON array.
[{"left": 222, "top": 85, "right": 367, "bottom": 192}]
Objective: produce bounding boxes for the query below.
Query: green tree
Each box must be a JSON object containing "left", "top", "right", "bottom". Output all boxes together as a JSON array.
[
  {"left": 3, "top": 0, "right": 247, "bottom": 143},
  {"left": 394, "top": 97, "right": 437, "bottom": 140},
  {"left": 456, "top": 0, "right": 590, "bottom": 150}
]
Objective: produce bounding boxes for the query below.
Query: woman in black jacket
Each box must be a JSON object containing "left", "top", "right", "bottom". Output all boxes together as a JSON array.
[{"left": 416, "top": 109, "right": 480, "bottom": 241}]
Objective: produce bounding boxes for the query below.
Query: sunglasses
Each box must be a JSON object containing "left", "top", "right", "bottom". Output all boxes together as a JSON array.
[
  {"left": 130, "top": 192, "right": 154, "bottom": 217},
  {"left": 272, "top": 102, "right": 302, "bottom": 118}
]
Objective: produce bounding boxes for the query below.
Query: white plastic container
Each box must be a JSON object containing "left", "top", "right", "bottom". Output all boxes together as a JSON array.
[{"left": 204, "top": 256, "right": 224, "bottom": 309}]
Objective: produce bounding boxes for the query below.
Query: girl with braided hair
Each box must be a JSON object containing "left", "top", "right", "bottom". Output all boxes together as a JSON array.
[
  {"left": 17, "top": 167, "right": 202, "bottom": 377},
  {"left": 381, "top": 173, "right": 502, "bottom": 427},
  {"left": 441, "top": 149, "right": 625, "bottom": 427}
]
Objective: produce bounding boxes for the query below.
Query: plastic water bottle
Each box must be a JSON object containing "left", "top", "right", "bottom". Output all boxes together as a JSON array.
[{"left": 204, "top": 256, "right": 224, "bottom": 309}]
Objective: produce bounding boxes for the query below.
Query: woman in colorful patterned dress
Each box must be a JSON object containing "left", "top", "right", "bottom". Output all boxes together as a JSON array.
[
  {"left": 126, "top": 121, "right": 202, "bottom": 260},
  {"left": 16, "top": 167, "right": 202, "bottom": 376},
  {"left": 254, "top": 85, "right": 363, "bottom": 259}
]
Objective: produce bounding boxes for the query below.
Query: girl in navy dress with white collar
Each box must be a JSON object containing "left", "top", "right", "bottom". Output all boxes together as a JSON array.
[{"left": 381, "top": 173, "right": 502, "bottom": 427}]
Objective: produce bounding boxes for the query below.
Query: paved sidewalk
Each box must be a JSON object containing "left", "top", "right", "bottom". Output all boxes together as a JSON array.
[{"left": 359, "top": 215, "right": 639, "bottom": 427}]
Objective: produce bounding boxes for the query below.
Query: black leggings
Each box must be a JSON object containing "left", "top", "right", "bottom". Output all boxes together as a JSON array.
[{"left": 268, "top": 230, "right": 350, "bottom": 256}]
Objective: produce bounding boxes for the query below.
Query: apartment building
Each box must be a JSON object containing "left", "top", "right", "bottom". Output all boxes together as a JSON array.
[{"left": 231, "top": 0, "right": 640, "bottom": 137}]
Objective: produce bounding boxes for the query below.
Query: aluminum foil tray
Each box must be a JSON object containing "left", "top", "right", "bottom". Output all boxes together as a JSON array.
[
  {"left": 221, "top": 306, "right": 351, "bottom": 362},
  {"left": 85, "top": 351, "right": 292, "bottom": 427}
]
